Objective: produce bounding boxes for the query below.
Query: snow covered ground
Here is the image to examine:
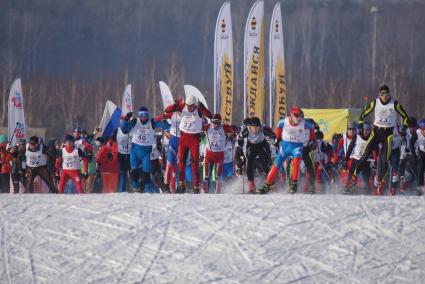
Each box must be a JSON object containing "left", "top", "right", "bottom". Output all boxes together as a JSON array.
[{"left": 1, "top": 192, "right": 424, "bottom": 283}]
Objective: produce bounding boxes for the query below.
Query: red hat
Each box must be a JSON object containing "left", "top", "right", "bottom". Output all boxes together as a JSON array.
[{"left": 290, "top": 106, "right": 303, "bottom": 117}]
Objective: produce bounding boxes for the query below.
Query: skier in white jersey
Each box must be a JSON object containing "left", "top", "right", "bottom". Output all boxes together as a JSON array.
[
  {"left": 399, "top": 117, "right": 419, "bottom": 193},
  {"left": 155, "top": 106, "right": 182, "bottom": 193},
  {"left": 202, "top": 114, "right": 236, "bottom": 193},
  {"left": 25, "top": 136, "right": 57, "bottom": 193},
  {"left": 116, "top": 122, "right": 132, "bottom": 192},
  {"left": 344, "top": 122, "right": 374, "bottom": 194},
  {"left": 163, "top": 95, "right": 213, "bottom": 193},
  {"left": 72, "top": 127, "right": 94, "bottom": 152},
  {"left": 348, "top": 84, "right": 409, "bottom": 194},
  {"left": 120, "top": 107, "right": 165, "bottom": 193},
  {"left": 55, "top": 135, "right": 88, "bottom": 194},
  {"left": 409, "top": 119, "right": 425, "bottom": 195},
  {"left": 260, "top": 107, "right": 315, "bottom": 194}
]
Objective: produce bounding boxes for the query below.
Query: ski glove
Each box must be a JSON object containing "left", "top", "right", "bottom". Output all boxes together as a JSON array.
[{"left": 124, "top": 112, "right": 133, "bottom": 120}]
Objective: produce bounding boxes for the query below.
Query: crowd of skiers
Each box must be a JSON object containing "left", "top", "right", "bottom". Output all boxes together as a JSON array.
[{"left": 1, "top": 84, "right": 424, "bottom": 196}]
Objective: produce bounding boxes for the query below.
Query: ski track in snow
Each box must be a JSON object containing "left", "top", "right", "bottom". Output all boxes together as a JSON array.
[{"left": 0, "top": 193, "right": 424, "bottom": 284}]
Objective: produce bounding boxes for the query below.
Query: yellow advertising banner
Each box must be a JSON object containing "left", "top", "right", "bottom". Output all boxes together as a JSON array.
[
  {"left": 220, "top": 53, "right": 233, "bottom": 125},
  {"left": 244, "top": 0, "right": 265, "bottom": 122},
  {"left": 214, "top": 1, "right": 233, "bottom": 125},
  {"left": 273, "top": 58, "right": 287, "bottom": 127},
  {"left": 303, "top": 108, "right": 361, "bottom": 141},
  {"left": 270, "top": 2, "right": 287, "bottom": 128}
]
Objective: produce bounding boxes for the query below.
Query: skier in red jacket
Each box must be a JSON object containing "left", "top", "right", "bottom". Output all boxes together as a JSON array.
[{"left": 163, "top": 95, "right": 213, "bottom": 193}]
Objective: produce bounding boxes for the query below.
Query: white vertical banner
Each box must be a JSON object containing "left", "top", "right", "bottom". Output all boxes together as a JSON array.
[
  {"left": 214, "top": 1, "right": 233, "bottom": 124},
  {"left": 244, "top": 0, "right": 265, "bottom": 121},
  {"left": 8, "top": 78, "right": 26, "bottom": 146},
  {"left": 159, "top": 81, "right": 174, "bottom": 109},
  {"left": 121, "top": 84, "right": 133, "bottom": 115},
  {"left": 184, "top": 85, "right": 208, "bottom": 109},
  {"left": 269, "top": 2, "right": 287, "bottom": 128}
]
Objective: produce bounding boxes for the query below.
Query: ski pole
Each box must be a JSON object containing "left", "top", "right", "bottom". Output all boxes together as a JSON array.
[{"left": 317, "top": 158, "right": 332, "bottom": 180}]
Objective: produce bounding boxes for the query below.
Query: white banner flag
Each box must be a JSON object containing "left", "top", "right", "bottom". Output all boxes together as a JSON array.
[
  {"left": 269, "top": 2, "right": 287, "bottom": 128},
  {"left": 214, "top": 1, "right": 233, "bottom": 124},
  {"left": 244, "top": 0, "right": 265, "bottom": 121},
  {"left": 121, "top": 84, "right": 132, "bottom": 115},
  {"left": 184, "top": 85, "right": 208, "bottom": 109},
  {"left": 8, "top": 78, "right": 26, "bottom": 146},
  {"left": 159, "top": 81, "right": 174, "bottom": 109}
]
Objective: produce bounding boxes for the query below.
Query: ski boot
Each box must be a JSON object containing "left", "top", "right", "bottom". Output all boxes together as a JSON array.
[
  {"left": 139, "top": 183, "right": 145, "bottom": 193},
  {"left": 248, "top": 180, "right": 257, "bottom": 194},
  {"left": 193, "top": 186, "right": 200, "bottom": 194},
  {"left": 288, "top": 180, "right": 297, "bottom": 194},
  {"left": 176, "top": 182, "right": 186, "bottom": 194},
  {"left": 373, "top": 178, "right": 384, "bottom": 196},
  {"left": 343, "top": 185, "right": 352, "bottom": 195},
  {"left": 308, "top": 183, "right": 316, "bottom": 194},
  {"left": 417, "top": 186, "right": 424, "bottom": 196},
  {"left": 202, "top": 177, "right": 210, "bottom": 194},
  {"left": 163, "top": 183, "right": 172, "bottom": 194},
  {"left": 345, "top": 175, "right": 357, "bottom": 190},
  {"left": 399, "top": 181, "right": 410, "bottom": 195},
  {"left": 259, "top": 183, "right": 272, "bottom": 194}
]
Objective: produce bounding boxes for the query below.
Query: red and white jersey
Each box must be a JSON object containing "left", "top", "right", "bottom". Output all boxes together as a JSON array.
[
  {"left": 26, "top": 145, "right": 47, "bottom": 167},
  {"left": 224, "top": 141, "right": 235, "bottom": 164},
  {"left": 117, "top": 127, "right": 132, "bottom": 154},
  {"left": 169, "top": 112, "right": 182, "bottom": 137},
  {"left": 351, "top": 135, "right": 368, "bottom": 160},
  {"left": 131, "top": 120, "right": 155, "bottom": 146},
  {"left": 62, "top": 147, "right": 81, "bottom": 170},
  {"left": 206, "top": 125, "right": 226, "bottom": 152},
  {"left": 179, "top": 106, "right": 203, "bottom": 134},
  {"left": 281, "top": 117, "right": 307, "bottom": 143}
]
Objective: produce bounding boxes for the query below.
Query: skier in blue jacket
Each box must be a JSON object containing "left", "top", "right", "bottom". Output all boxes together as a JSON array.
[{"left": 121, "top": 107, "right": 165, "bottom": 192}]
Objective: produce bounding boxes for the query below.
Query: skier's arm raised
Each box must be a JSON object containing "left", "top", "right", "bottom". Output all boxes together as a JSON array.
[
  {"left": 197, "top": 102, "right": 213, "bottom": 119},
  {"left": 120, "top": 112, "right": 136, "bottom": 134},
  {"left": 358, "top": 100, "right": 376, "bottom": 124},
  {"left": 164, "top": 98, "right": 185, "bottom": 113}
]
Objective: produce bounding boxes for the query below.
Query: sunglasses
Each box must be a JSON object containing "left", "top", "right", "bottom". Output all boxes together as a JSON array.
[{"left": 138, "top": 111, "right": 149, "bottom": 118}]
